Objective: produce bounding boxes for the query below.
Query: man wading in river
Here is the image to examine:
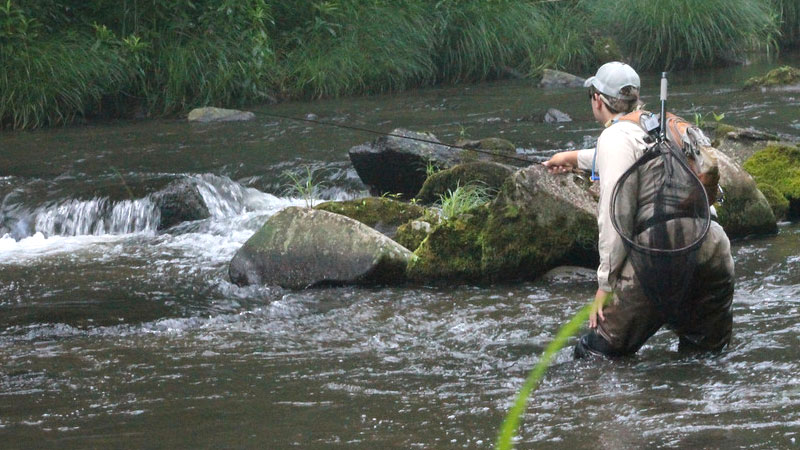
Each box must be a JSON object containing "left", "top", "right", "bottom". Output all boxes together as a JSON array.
[{"left": 543, "top": 62, "right": 735, "bottom": 358}]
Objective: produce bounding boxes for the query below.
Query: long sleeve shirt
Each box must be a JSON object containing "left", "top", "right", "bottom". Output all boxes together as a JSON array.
[{"left": 577, "top": 120, "right": 649, "bottom": 292}]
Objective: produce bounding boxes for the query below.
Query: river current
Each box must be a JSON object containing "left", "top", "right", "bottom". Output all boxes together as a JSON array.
[{"left": 1, "top": 58, "right": 799, "bottom": 448}]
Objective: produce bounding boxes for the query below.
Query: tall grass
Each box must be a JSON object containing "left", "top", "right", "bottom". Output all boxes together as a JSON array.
[
  {"left": 1, "top": 0, "right": 796, "bottom": 130},
  {"left": 439, "top": 183, "right": 494, "bottom": 220},
  {"left": 586, "top": 0, "right": 779, "bottom": 69}
]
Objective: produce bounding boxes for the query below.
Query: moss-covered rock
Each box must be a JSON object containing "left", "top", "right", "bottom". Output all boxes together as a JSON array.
[
  {"left": 395, "top": 219, "right": 434, "bottom": 252},
  {"left": 455, "top": 137, "right": 518, "bottom": 164},
  {"left": 229, "top": 207, "right": 413, "bottom": 288},
  {"left": 743, "top": 144, "right": 800, "bottom": 220},
  {"left": 415, "top": 161, "right": 513, "bottom": 204},
  {"left": 709, "top": 147, "right": 777, "bottom": 237},
  {"left": 315, "top": 197, "right": 425, "bottom": 237},
  {"left": 710, "top": 122, "right": 781, "bottom": 165},
  {"left": 756, "top": 182, "right": 790, "bottom": 221},
  {"left": 744, "top": 66, "right": 800, "bottom": 89},
  {"left": 407, "top": 165, "right": 599, "bottom": 284}
]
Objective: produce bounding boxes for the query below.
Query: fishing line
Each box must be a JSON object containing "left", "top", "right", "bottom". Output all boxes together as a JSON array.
[{"left": 254, "top": 110, "right": 546, "bottom": 164}]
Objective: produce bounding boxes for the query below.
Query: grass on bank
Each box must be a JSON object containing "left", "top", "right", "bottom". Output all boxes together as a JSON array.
[{"left": 1, "top": 0, "right": 797, "bottom": 129}]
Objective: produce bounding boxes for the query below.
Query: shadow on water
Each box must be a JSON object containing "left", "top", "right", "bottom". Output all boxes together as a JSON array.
[{"left": 1, "top": 54, "right": 799, "bottom": 448}]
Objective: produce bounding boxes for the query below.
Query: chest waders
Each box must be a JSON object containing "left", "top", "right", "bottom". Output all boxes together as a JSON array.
[{"left": 609, "top": 73, "right": 711, "bottom": 326}]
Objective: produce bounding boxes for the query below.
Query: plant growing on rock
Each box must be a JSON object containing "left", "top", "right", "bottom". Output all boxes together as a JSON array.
[
  {"left": 283, "top": 167, "right": 325, "bottom": 209},
  {"left": 438, "top": 182, "right": 494, "bottom": 219}
]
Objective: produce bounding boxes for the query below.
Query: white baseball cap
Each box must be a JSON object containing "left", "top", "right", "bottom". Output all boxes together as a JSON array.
[{"left": 584, "top": 62, "right": 640, "bottom": 100}]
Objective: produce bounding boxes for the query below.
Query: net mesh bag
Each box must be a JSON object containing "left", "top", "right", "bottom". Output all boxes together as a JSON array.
[{"left": 610, "top": 133, "right": 711, "bottom": 326}]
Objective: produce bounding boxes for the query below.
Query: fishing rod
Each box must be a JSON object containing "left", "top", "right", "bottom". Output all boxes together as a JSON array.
[{"left": 253, "top": 110, "right": 548, "bottom": 165}]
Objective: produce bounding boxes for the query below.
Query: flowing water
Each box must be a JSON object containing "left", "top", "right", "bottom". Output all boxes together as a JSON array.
[{"left": 1, "top": 57, "right": 799, "bottom": 448}]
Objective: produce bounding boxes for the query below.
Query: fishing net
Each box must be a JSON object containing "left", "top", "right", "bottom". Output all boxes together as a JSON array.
[{"left": 610, "top": 131, "right": 711, "bottom": 326}]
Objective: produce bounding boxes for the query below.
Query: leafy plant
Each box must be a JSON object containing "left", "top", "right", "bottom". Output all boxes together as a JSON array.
[
  {"left": 283, "top": 167, "right": 325, "bottom": 209},
  {"left": 438, "top": 182, "right": 494, "bottom": 219}
]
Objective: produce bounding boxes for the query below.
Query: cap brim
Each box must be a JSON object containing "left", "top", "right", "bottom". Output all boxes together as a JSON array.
[{"left": 583, "top": 76, "right": 596, "bottom": 88}]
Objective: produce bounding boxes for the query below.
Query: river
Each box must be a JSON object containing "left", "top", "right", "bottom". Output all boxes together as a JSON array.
[{"left": 1, "top": 56, "right": 799, "bottom": 448}]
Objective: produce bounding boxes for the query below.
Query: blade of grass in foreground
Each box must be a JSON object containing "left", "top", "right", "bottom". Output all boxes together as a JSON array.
[{"left": 496, "top": 302, "right": 593, "bottom": 450}]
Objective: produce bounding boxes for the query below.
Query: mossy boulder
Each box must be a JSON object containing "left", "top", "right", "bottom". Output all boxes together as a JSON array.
[
  {"left": 229, "top": 207, "right": 413, "bottom": 288},
  {"left": 710, "top": 122, "right": 780, "bottom": 165},
  {"left": 395, "top": 219, "right": 434, "bottom": 252},
  {"left": 407, "top": 165, "right": 599, "bottom": 283},
  {"left": 187, "top": 107, "right": 255, "bottom": 122},
  {"left": 315, "top": 197, "right": 424, "bottom": 237},
  {"left": 539, "top": 69, "right": 586, "bottom": 88},
  {"left": 743, "top": 144, "right": 800, "bottom": 220},
  {"left": 744, "top": 66, "right": 800, "bottom": 91},
  {"left": 454, "top": 137, "right": 518, "bottom": 163},
  {"left": 708, "top": 147, "right": 777, "bottom": 237},
  {"left": 416, "top": 162, "right": 514, "bottom": 204},
  {"left": 756, "top": 182, "right": 790, "bottom": 221}
]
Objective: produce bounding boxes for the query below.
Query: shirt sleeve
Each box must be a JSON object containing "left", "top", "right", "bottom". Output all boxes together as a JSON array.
[
  {"left": 595, "top": 126, "right": 641, "bottom": 292},
  {"left": 576, "top": 149, "right": 595, "bottom": 171}
]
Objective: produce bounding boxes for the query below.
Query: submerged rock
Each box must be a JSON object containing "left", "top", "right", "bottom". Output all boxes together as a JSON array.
[
  {"left": 539, "top": 69, "right": 586, "bottom": 88},
  {"left": 744, "top": 66, "right": 800, "bottom": 92},
  {"left": 416, "top": 161, "right": 514, "bottom": 204},
  {"left": 710, "top": 148, "right": 777, "bottom": 237},
  {"left": 742, "top": 144, "right": 800, "bottom": 220},
  {"left": 152, "top": 179, "right": 210, "bottom": 230},
  {"left": 187, "top": 107, "right": 255, "bottom": 123},
  {"left": 229, "top": 207, "right": 413, "bottom": 288},
  {"left": 314, "top": 197, "right": 425, "bottom": 238},
  {"left": 407, "top": 165, "right": 598, "bottom": 283},
  {"left": 544, "top": 108, "right": 572, "bottom": 123}
]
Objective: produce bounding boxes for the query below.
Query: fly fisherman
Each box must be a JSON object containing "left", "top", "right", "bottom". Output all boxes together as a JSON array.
[{"left": 543, "top": 62, "right": 735, "bottom": 358}]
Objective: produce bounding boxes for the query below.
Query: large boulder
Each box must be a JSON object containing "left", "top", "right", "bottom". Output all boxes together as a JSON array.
[
  {"left": 407, "top": 166, "right": 598, "bottom": 283},
  {"left": 314, "top": 197, "right": 425, "bottom": 238},
  {"left": 742, "top": 144, "right": 800, "bottom": 220},
  {"left": 229, "top": 207, "right": 413, "bottom": 288},
  {"left": 349, "top": 130, "right": 524, "bottom": 198},
  {"left": 348, "top": 129, "right": 460, "bottom": 197},
  {"left": 187, "top": 107, "right": 255, "bottom": 123},
  {"left": 416, "top": 162, "right": 514, "bottom": 204},
  {"left": 152, "top": 179, "right": 210, "bottom": 230},
  {"left": 538, "top": 69, "right": 586, "bottom": 88},
  {"left": 710, "top": 147, "right": 777, "bottom": 237},
  {"left": 710, "top": 122, "right": 780, "bottom": 165}
]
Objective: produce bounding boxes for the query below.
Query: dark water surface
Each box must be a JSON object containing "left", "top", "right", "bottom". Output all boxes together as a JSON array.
[{"left": 1, "top": 57, "right": 799, "bottom": 448}]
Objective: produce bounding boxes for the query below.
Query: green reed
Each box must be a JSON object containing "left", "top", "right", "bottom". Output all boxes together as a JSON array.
[{"left": 587, "top": 0, "right": 779, "bottom": 69}]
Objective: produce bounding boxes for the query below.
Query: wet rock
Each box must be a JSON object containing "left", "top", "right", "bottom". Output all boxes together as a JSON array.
[
  {"left": 416, "top": 161, "right": 514, "bottom": 204},
  {"left": 305, "top": 113, "right": 319, "bottom": 121},
  {"left": 407, "top": 165, "right": 598, "bottom": 283},
  {"left": 711, "top": 123, "right": 780, "bottom": 165},
  {"left": 538, "top": 69, "right": 586, "bottom": 88},
  {"left": 349, "top": 129, "right": 519, "bottom": 198},
  {"left": 742, "top": 144, "right": 800, "bottom": 220},
  {"left": 744, "top": 66, "right": 800, "bottom": 92},
  {"left": 709, "top": 147, "right": 777, "bottom": 237},
  {"left": 348, "top": 129, "right": 459, "bottom": 198},
  {"left": 187, "top": 107, "right": 255, "bottom": 123},
  {"left": 544, "top": 108, "right": 572, "bottom": 123},
  {"left": 152, "top": 179, "right": 210, "bottom": 230},
  {"left": 229, "top": 207, "right": 413, "bottom": 288},
  {"left": 314, "top": 197, "right": 425, "bottom": 238}
]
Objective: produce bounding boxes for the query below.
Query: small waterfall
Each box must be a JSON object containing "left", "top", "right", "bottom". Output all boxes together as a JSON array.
[
  {"left": 192, "top": 174, "right": 248, "bottom": 218},
  {"left": 33, "top": 197, "right": 160, "bottom": 237}
]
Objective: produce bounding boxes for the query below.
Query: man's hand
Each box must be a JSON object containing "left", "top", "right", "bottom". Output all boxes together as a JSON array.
[
  {"left": 542, "top": 150, "right": 579, "bottom": 174},
  {"left": 589, "top": 288, "right": 612, "bottom": 329}
]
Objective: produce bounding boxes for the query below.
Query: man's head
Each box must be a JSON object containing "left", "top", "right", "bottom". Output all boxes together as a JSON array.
[{"left": 585, "top": 62, "right": 641, "bottom": 116}]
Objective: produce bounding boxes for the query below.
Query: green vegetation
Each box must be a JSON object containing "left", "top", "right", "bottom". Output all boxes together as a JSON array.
[
  {"left": 438, "top": 182, "right": 495, "bottom": 220},
  {"left": 1, "top": 0, "right": 797, "bottom": 129},
  {"left": 283, "top": 167, "right": 324, "bottom": 208},
  {"left": 744, "top": 65, "right": 800, "bottom": 88},
  {"left": 743, "top": 144, "right": 800, "bottom": 219}
]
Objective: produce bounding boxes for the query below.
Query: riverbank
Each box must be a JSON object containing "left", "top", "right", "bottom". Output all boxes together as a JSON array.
[{"left": 1, "top": 0, "right": 797, "bottom": 130}]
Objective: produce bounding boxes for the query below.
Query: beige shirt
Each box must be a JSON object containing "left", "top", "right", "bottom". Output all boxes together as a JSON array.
[{"left": 579, "top": 120, "right": 650, "bottom": 292}]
